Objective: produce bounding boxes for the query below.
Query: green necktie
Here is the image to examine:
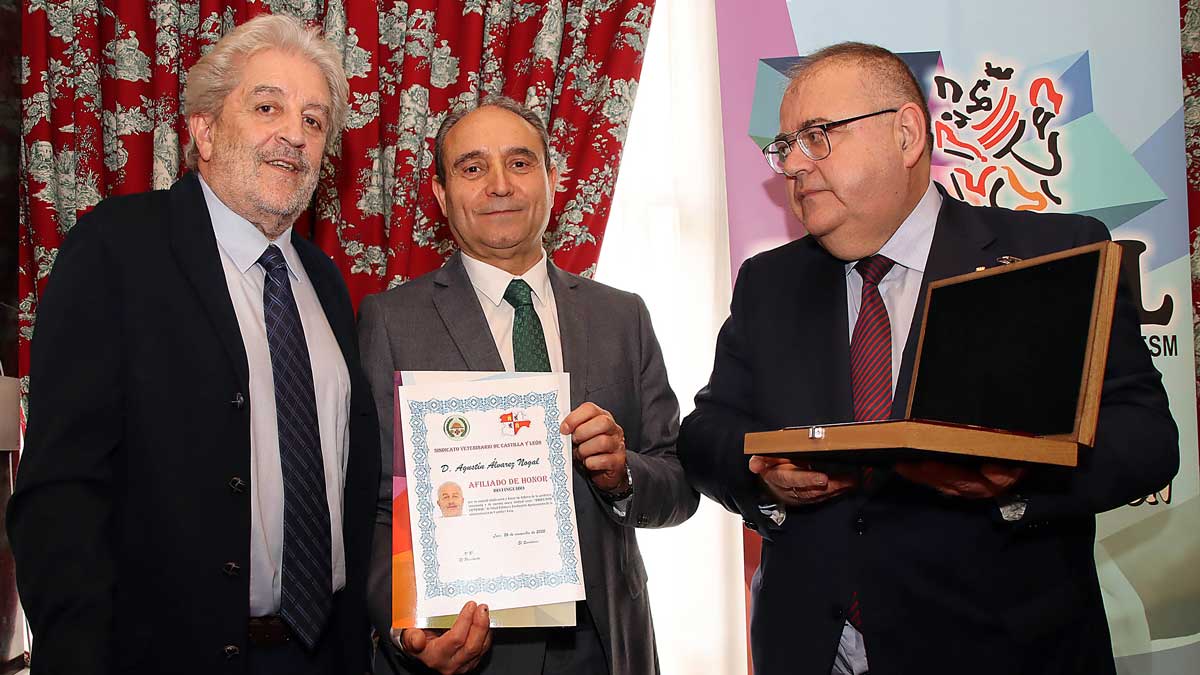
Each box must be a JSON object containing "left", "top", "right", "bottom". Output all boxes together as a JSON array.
[{"left": 503, "top": 279, "right": 552, "bottom": 372}]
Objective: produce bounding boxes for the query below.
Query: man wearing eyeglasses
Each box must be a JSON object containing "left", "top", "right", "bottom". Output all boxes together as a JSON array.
[{"left": 679, "top": 42, "right": 1177, "bottom": 675}]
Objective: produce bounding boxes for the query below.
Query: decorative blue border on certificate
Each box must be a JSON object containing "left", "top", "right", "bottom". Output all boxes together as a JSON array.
[{"left": 407, "top": 391, "right": 580, "bottom": 599}]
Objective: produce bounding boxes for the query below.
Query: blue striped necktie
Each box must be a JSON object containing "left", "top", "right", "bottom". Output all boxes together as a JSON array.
[{"left": 258, "top": 244, "right": 332, "bottom": 650}]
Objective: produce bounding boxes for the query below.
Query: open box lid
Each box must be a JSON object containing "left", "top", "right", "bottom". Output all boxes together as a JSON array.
[
  {"left": 743, "top": 240, "right": 1123, "bottom": 467},
  {"left": 905, "top": 240, "right": 1122, "bottom": 446}
]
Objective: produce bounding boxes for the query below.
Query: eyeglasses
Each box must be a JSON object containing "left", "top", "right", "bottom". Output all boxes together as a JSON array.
[{"left": 762, "top": 109, "right": 898, "bottom": 173}]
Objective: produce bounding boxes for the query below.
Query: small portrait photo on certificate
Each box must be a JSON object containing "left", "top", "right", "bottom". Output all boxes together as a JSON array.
[{"left": 436, "top": 481, "right": 465, "bottom": 518}]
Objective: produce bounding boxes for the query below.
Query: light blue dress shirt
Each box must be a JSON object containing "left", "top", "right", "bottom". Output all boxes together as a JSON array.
[{"left": 199, "top": 176, "right": 351, "bottom": 617}]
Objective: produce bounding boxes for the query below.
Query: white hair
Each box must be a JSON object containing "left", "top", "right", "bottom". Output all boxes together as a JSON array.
[{"left": 181, "top": 14, "right": 349, "bottom": 170}]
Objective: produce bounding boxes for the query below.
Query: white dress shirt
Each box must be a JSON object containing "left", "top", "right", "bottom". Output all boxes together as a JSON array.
[
  {"left": 200, "top": 176, "right": 350, "bottom": 617},
  {"left": 834, "top": 180, "right": 941, "bottom": 675},
  {"left": 459, "top": 250, "right": 565, "bottom": 374}
]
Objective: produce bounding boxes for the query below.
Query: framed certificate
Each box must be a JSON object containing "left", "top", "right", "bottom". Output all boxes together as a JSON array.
[{"left": 394, "top": 372, "right": 585, "bottom": 625}]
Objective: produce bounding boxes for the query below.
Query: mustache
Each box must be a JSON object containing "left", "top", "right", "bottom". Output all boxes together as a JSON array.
[
  {"left": 477, "top": 201, "right": 526, "bottom": 214},
  {"left": 257, "top": 150, "right": 312, "bottom": 173}
]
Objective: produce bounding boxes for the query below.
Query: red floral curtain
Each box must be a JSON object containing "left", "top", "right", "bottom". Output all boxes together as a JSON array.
[
  {"left": 1183, "top": 0, "right": 1200, "bottom": 431},
  {"left": 17, "top": 0, "right": 655, "bottom": 388}
]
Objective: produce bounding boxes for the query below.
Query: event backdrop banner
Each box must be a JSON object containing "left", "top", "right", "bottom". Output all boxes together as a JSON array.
[{"left": 714, "top": 0, "right": 1199, "bottom": 671}]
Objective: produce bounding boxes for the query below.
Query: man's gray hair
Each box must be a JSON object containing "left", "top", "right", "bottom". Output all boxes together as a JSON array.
[
  {"left": 787, "top": 42, "right": 934, "bottom": 155},
  {"left": 182, "top": 14, "right": 349, "bottom": 170},
  {"left": 433, "top": 95, "right": 553, "bottom": 182}
]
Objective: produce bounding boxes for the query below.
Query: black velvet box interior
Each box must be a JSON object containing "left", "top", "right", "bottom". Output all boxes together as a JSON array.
[{"left": 908, "top": 250, "right": 1101, "bottom": 436}]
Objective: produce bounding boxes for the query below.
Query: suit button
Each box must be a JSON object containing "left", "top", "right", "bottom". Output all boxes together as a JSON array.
[
  {"left": 229, "top": 477, "right": 246, "bottom": 494},
  {"left": 231, "top": 393, "right": 245, "bottom": 409},
  {"left": 223, "top": 645, "right": 240, "bottom": 659},
  {"left": 637, "top": 515, "right": 649, "bottom": 527},
  {"left": 222, "top": 562, "right": 241, "bottom": 577},
  {"left": 854, "top": 516, "right": 867, "bottom": 534},
  {"left": 830, "top": 605, "right": 844, "bottom": 620}
]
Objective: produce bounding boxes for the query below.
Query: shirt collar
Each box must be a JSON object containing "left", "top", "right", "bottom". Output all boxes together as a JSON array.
[
  {"left": 846, "top": 180, "right": 941, "bottom": 277},
  {"left": 199, "top": 174, "right": 303, "bottom": 283},
  {"left": 460, "top": 249, "right": 552, "bottom": 308}
]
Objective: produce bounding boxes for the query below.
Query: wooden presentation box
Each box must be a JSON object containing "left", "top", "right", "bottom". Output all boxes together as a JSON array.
[{"left": 744, "top": 241, "right": 1123, "bottom": 468}]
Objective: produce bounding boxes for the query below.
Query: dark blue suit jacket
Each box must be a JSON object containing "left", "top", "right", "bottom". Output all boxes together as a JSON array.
[{"left": 680, "top": 191, "right": 1178, "bottom": 675}]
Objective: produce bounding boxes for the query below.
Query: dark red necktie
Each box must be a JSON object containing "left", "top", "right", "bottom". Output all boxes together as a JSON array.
[
  {"left": 850, "top": 255, "right": 896, "bottom": 422},
  {"left": 848, "top": 254, "right": 895, "bottom": 630}
]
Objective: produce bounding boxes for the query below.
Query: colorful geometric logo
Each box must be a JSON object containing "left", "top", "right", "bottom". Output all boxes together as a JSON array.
[{"left": 749, "top": 51, "right": 1167, "bottom": 228}]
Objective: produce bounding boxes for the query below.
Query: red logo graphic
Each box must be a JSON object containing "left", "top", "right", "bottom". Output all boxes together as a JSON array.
[
  {"left": 499, "top": 411, "right": 531, "bottom": 436},
  {"left": 933, "top": 61, "right": 1065, "bottom": 212}
]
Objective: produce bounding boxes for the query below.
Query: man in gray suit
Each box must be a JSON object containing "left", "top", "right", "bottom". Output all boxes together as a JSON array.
[{"left": 358, "top": 95, "right": 699, "bottom": 675}]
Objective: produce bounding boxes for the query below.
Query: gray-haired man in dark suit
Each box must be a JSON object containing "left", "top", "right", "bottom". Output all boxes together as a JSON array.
[{"left": 358, "top": 95, "right": 699, "bottom": 675}]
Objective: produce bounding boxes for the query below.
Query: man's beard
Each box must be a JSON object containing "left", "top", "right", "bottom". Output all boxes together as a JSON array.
[
  {"left": 249, "top": 150, "right": 321, "bottom": 218},
  {"left": 209, "top": 132, "right": 321, "bottom": 228}
]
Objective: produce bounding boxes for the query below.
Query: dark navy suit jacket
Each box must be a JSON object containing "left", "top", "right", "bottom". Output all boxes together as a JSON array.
[
  {"left": 9, "top": 173, "right": 381, "bottom": 674},
  {"left": 680, "top": 191, "right": 1178, "bottom": 675}
]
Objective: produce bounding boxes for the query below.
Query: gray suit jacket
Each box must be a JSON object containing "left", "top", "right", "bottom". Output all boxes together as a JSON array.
[{"left": 358, "top": 252, "right": 699, "bottom": 675}]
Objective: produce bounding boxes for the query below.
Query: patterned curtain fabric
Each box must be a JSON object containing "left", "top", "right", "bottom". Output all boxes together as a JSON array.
[
  {"left": 16, "top": 0, "right": 655, "bottom": 387},
  {"left": 1183, "top": 0, "right": 1200, "bottom": 425}
]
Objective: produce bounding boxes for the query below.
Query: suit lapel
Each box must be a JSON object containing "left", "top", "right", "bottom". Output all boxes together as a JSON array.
[
  {"left": 167, "top": 173, "right": 250, "bottom": 390},
  {"left": 548, "top": 262, "right": 586, "bottom": 408},
  {"left": 786, "top": 241, "right": 853, "bottom": 423},
  {"left": 892, "top": 189, "right": 997, "bottom": 417},
  {"left": 432, "top": 253, "right": 506, "bottom": 371}
]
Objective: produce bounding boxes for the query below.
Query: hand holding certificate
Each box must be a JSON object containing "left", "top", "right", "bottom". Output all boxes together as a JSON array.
[
  {"left": 397, "top": 372, "right": 586, "bottom": 621},
  {"left": 562, "top": 402, "right": 630, "bottom": 495}
]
